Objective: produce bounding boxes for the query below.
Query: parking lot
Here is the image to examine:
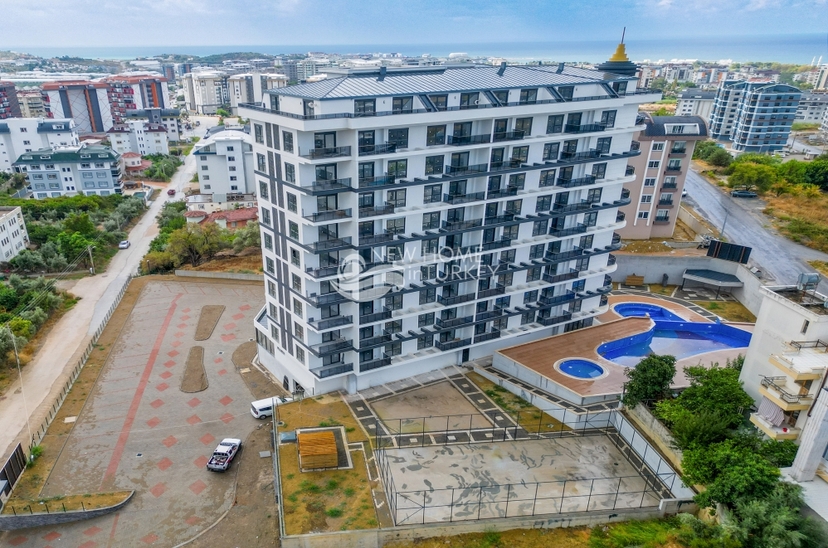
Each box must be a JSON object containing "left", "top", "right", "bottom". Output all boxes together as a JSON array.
[{"left": 0, "top": 279, "right": 269, "bottom": 547}]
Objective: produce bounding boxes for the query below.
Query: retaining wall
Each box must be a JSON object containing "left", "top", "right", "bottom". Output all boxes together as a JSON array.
[
  {"left": 0, "top": 492, "right": 134, "bottom": 531},
  {"left": 174, "top": 270, "right": 264, "bottom": 282},
  {"left": 623, "top": 404, "right": 684, "bottom": 473},
  {"left": 678, "top": 206, "right": 714, "bottom": 237}
]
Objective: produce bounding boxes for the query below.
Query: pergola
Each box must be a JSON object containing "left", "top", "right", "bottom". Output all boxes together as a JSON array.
[{"left": 681, "top": 269, "right": 743, "bottom": 299}]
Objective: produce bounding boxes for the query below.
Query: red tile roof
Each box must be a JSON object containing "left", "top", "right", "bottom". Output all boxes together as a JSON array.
[{"left": 184, "top": 207, "right": 259, "bottom": 225}]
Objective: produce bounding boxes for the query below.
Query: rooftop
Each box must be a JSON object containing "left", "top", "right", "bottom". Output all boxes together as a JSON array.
[
  {"left": 765, "top": 286, "right": 828, "bottom": 317},
  {"left": 638, "top": 113, "right": 708, "bottom": 138},
  {"left": 677, "top": 90, "right": 717, "bottom": 100},
  {"left": 13, "top": 144, "right": 119, "bottom": 164},
  {"left": 41, "top": 80, "right": 108, "bottom": 90}
]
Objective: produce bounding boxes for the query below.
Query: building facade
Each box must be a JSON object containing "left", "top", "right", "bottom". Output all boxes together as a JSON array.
[
  {"left": 13, "top": 144, "right": 122, "bottom": 199},
  {"left": 192, "top": 129, "right": 255, "bottom": 197},
  {"left": 0, "top": 82, "right": 22, "bottom": 120},
  {"left": 708, "top": 79, "right": 802, "bottom": 153},
  {"left": 228, "top": 73, "right": 289, "bottom": 114},
  {"left": 617, "top": 115, "right": 707, "bottom": 239},
  {"left": 102, "top": 73, "right": 170, "bottom": 124},
  {"left": 0, "top": 118, "right": 79, "bottom": 172},
  {"left": 17, "top": 90, "right": 46, "bottom": 118},
  {"left": 0, "top": 206, "right": 29, "bottom": 262},
  {"left": 108, "top": 121, "right": 169, "bottom": 155},
  {"left": 124, "top": 108, "right": 182, "bottom": 142},
  {"left": 42, "top": 81, "right": 113, "bottom": 133},
  {"left": 181, "top": 71, "right": 229, "bottom": 114},
  {"left": 675, "top": 90, "right": 716, "bottom": 121},
  {"left": 240, "top": 63, "right": 660, "bottom": 395},
  {"left": 795, "top": 92, "right": 828, "bottom": 123}
]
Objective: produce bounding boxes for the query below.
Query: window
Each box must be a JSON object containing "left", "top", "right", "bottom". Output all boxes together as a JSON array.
[
  {"left": 652, "top": 142, "right": 665, "bottom": 151},
  {"left": 539, "top": 169, "right": 556, "bottom": 187},
  {"left": 542, "top": 142, "right": 560, "bottom": 161},
  {"left": 459, "top": 92, "right": 479, "bottom": 109},
  {"left": 265, "top": 257, "right": 275, "bottom": 274},
  {"left": 526, "top": 267, "right": 541, "bottom": 282},
  {"left": 261, "top": 207, "right": 271, "bottom": 226},
  {"left": 425, "top": 155, "right": 444, "bottom": 175},
  {"left": 667, "top": 159, "right": 682, "bottom": 170},
  {"left": 655, "top": 210, "right": 670, "bottom": 221},
  {"left": 426, "top": 125, "right": 446, "bottom": 146},
  {"left": 392, "top": 96, "right": 413, "bottom": 114},
  {"left": 547, "top": 115, "right": 564, "bottom": 134},
  {"left": 670, "top": 125, "right": 685, "bottom": 134},
  {"left": 387, "top": 159, "right": 407, "bottom": 179},
  {"left": 536, "top": 195, "right": 552, "bottom": 212},
  {"left": 388, "top": 128, "right": 408, "bottom": 148},
  {"left": 417, "top": 335, "right": 433, "bottom": 350},
  {"left": 508, "top": 173, "right": 525, "bottom": 190},
  {"left": 264, "top": 233, "right": 273, "bottom": 250},
  {"left": 641, "top": 195, "right": 653, "bottom": 203},
  {"left": 421, "top": 264, "right": 437, "bottom": 280},
  {"left": 424, "top": 184, "right": 442, "bottom": 203},
  {"left": 591, "top": 163, "right": 607, "bottom": 179},
  {"left": 529, "top": 244, "right": 544, "bottom": 259},
  {"left": 229, "top": 166, "right": 237, "bottom": 172},
  {"left": 287, "top": 193, "right": 297, "bottom": 213},
  {"left": 230, "top": 176, "right": 237, "bottom": 181},
  {"left": 254, "top": 124, "right": 264, "bottom": 144},
  {"left": 295, "top": 347, "right": 305, "bottom": 364},
  {"left": 422, "top": 212, "right": 440, "bottom": 230},
  {"left": 493, "top": 90, "right": 509, "bottom": 104},
  {"left": 505, "top": 199, "right": 522, "bottom": 214},
  {"left": 282, "top": 131, "right": 294, "bottom": 153},
  {"left": 228, "top": 156, "right": 236, "bottom": 162},
  {"left": 284, "top": 163, "right": 296, "bottom": 182},
  {"left": 354, "top": 98, "right": 375, "bottom": 116},
  {"left": 387, "top": 189, "right": 406, "bottom": 207},
  {"left": 524, "top": 290, "right": 538, "bottom": 304},
  {"left": 557, "top": 86, "right": 574, "bottom": 100},
  {"left": 600, "top": 110, "right": 617, "bottom": 128},
  {"left": 293, "top": 299, "right": 303, "bottom": 317},
  {"left": 596, "top": 137, "right": 611, "bottom": 154},
  {"left": 802, "top": 320, "right": 810, "bottom": 335},
  {"left": 428, "top": 94, "right": 448, "bottom": 111},
  {"left": 386, "top": 217, "right": 405, "bottom": 235},
  {"left": 514, "top": 117, "right": 533, "bottom": 136},
  {"left": 257, "top": 153, "right": 266, "bottom": 172},
  {"left": 644, "top": 178, "right": 656, "bottom": 187},
  {"left": 418, "top": 313, "right": 435, "bottom": 328},
  {"left": 419, "top": 287, "right": 437, "bottom": 304},
  {"left": 289, "top": 221, "right": 299, "bottom": 239},
  {"left": 648, "top": 160, "right": 660, "bottom": 169},
  {"left": 519, "top": 88, "right": 537, "bottom": 104},
  {"left": 386, "top": 294, "right": 403, "bottom": 311},
  {"left": 511, "top": 146, "right": 529, "bottom": 163},
  {"left": 201, "top": 165, "right": 209, "bottom": 171}
]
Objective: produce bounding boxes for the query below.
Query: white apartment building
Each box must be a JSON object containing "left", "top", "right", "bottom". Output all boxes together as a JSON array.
[
  {"left": 675, "top": 90, "right": 716, "bottom": 121},
  {"left": 108, "top": 120, "right": 170, "bottom": 155},
  {"left": 240, "top": 63, "right": 660, "bottom": 395},
  {"left": 228, "top": 73, "right": 289, "bottom": 115},
  {"left": 124, "top": 108, "right": 182, "bottom": 142},
  {"left": 181, "top": 71, "right": 229, "bottom": 114},
  {"left": 0, "top": 207, "right": 29, "bottom": 262},
  {"left": 795, "top": 93, "right": 828, "bottom": 123},
  {"left": 0, "top": 118, "right": 79, "bottom": 172},
  {"left": 13, "top": 144, "right": 122, "bottom": 199},
  {"left": 192, "top": 129, "right": 255, "bottom": 197},
  {"left": 42, "top": 81, "right": 114, "bottom": 133},
  {"left": 101, "top": 73, "right": 170, "bottom": 124}
]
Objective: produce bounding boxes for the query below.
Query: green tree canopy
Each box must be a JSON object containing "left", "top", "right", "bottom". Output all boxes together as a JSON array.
[
  {"left": 166, "top": 223, "right": 226, "bottom": 267},
  {"left": 803, "top": 160, "right": 828, "bottom": 191},
  {"left": 706, "top": 147, "right": 733, "bottom": 167},
  {"left": 622, "top": 354, "right": 676, "bottom": 407},
  {"left": 727, "top": 163, "right": 778, "bottom": 193}
]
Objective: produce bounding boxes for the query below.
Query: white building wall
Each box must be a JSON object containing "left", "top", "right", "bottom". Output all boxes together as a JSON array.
[
  {"left": 0, "top": 118, "right": 78, "bottom": 172},
  {"left": 0, "top": 207, "right": 29, "bottom": 262}
]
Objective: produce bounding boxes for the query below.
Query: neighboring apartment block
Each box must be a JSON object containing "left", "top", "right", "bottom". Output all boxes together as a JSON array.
[
  {"left": 42, "top": 81, "right": 114, "bottom": 133},
  {"left": 124, "top": 108, "right": 182, "bottom": 142},
  {"left": 18, "top": 90, "right": 46, "bottom": 118},
  {"left": 709, "top": 79, "right": 802, "bottom": 152},
  {"left": 193, "top": 129, "right": 255, "bottom": 197},
  {"left": 181, "top": 71, "right": 229, "bottom": 114},
  {"left": 13, "top": 144, "right": 122, "bottom": 199},
  {"left": 0, "top": 118, "right": 79, "bottom": 172},
  {"left": 617, "top": 114, "right": 707, "bottom": 239},
  {"left": 108, "top": 121, "right": 169, "bottom": 155},
  {"left": 795, "top": 92, "right": 828, "bottom": 123},
  {"left": 0, "top": 207, "right": 29, "bottom": 262},
  {"left": 0, "top": 82, "right": 22, "bottom": 120},
  {"left": 675, "top": 90, "right": 716, "bottom": 120},
  {"left": 240, "top": 62, "right": 660, "bottom": 395},
  {"left": 101, "top": 73, "right": 170, "bottom": 124},
  {"left": 228, "top": 73, "right": 289, "bottom": 114}
]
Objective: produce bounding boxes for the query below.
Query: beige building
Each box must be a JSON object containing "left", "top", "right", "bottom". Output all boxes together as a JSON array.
[
  {"left": 617, "top": 114, "right": 707, "bottom": 239},
  {"left": 17, "top": 90, "right": 46, "bottom": 118}
]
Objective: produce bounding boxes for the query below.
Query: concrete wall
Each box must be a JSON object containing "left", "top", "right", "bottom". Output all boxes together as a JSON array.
[
  {"left": 174, "top": 270, "right": 263, "bottom": 282},
  {"left": 0, "top": 491, "right": 133, "bottom": 531},
  {"left": 677, "top": 206, "right": 713, "bottom": 237},
  {"left": 623, "top": 404, "right": 684, "bottom": 473}
]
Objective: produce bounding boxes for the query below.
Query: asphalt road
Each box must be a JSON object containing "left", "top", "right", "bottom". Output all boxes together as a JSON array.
[{"left": 683, "top": 168, "right": 828, "bottom": 293}]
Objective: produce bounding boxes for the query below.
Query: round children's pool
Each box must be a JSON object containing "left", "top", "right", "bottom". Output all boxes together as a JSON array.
[
  {"left": 557, "top": 359, "right": 605, "bottom": 379},
  {"left": 613, "top": 303, "right": 683, "bottom": 321}
]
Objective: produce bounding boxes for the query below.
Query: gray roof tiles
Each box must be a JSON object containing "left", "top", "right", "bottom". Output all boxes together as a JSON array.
[{"left": 642, "top": 115, "right": 709, "bottom": 137}]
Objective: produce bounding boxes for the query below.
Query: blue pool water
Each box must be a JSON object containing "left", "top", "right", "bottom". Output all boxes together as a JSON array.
[
  {"left": 613, "top": 303, "right": 684, "bottom": 321},
  {"left": 559, "top": 359, "right": 605, "bottom": 379}
]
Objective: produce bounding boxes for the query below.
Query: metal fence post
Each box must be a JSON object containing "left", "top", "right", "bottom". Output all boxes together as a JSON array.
[
  {"left": 505, "top": 483, "right": 511, "bottom": 517},
  {"left": 449, "top": 488, "right": 455, "bottom": 522},
  {"left": 422, "top": 491, "right": 426, "bottom": 524},
  {"left": 477, "top": 485, "right": 483, "bottom": 520}
]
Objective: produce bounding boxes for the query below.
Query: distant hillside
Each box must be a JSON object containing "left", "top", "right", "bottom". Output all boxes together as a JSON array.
[{"left": 157, "top": 52, "right": 277, "bottom": 64}]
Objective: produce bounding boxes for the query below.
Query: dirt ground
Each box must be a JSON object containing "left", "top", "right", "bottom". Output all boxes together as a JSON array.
[
  {"left": 386, "top": 524, "right": 593, "bottom": 547},
  {"left": 181, "top": 346, "right": 208, "bottom": 392},
  {"left": 186, "top": 251, "right": 264, "bottom": 274},
  {"left": 371, "top": 381, "right": 492, "bottom": 433},
  {"left": 195, "top": 304, "right": 225, "bottom": 340}
]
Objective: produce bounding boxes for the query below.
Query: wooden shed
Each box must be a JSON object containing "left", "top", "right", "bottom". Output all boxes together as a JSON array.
[{"left": 297, "top": 430, "right": 338, "bottom": 470}]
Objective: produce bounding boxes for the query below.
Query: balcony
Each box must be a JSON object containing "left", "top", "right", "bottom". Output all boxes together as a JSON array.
[
  {"left": 657, "top": 199, "right": 674, "bottom": 208},
  {"left": 539, "top": 291, "right": 576, "bottom": 306},
  {"left": 478, "top": 284, "right": 506, "bottom": 298},
  {"left": 436, "top": 315, "right": 474, "bottom": 329},
  {"left": 664, "top": 166, "right": 682, "bottom": 174},
  {"left": 476, "top": 308, "right": 504, "bottom": 321},
  {"left": 360, "top": 307, "right": 393, "bottom": 323},
  {"left": 557, "top": 175, "right": 596, "bottom": 188},
  {"left": 612, "top": 233, "right": 622, "bottom": 245},
  {"left": 653, "top": 217, "right": 671, "bottom": 225},
  {"left": 312, "top": 338, "right": 354, "bottom": 356},
  {"left": 307, "top": 292, "right": 348, "bottom": 307},
  {"left": 360, "top": 231, "right": 394, "bottom": 246},
  {"left": 630, "top": 141, "right": 641, "bottom": 151},
  {"left": 443, "top": 192, "right": 485, "bottom": 205},
  {"left": 447, "top": 134, "right": 491, "bottom": 146},
  {"left": 489, "top": 159, "right": 525, "bottom": 172},
  {"left": 306, "top": 264, "right": 340, "bottom": 278},
  {"left": 359, "top": 175, "right": 397, "bottom": 189},
  {"left": 759, "top": 376, "right": 814, "bottom": 411},
  {"left": 769, "top": 353, "right": 825, "bottom": 382},
  {"left": 359, "top": 204, "right": 395, "bottom": 218},
  {"left": 445, "top": 163, "right": 489, "bottom": 176},
  {"left": 360, "top": 355, "right": 392, "bottom": 372},
  {"left": 304, "top": 208, "right": 352, "bottom": 223},
  {"left": 311, "top": 362, "right": 354, "bottom": 379},
  {"left": 358, "top": 143, "right": 397, "bottom": 156},
  {"left": 481, "top": 238, "right": 512, "bottom": 251},
  {"left": 487, "top": 187, "right": 519, "bottom": 199},
  {"left": 546, "top": 248, "right": 584, "bottom": 262},
  {"left": 553, "top": 201, "right": 595, "bottom": 214},
  {"left": 670, "top": 147, "right": 687, "bottom": 156},
  {"left": 616, "top": 211, "right": 626, "bottom": 223},
  {"left": 474, "top": 330, "right": 502, "bottom": 343},
  {"left": 436, "top": 338, "right": 472, "bottom": 352},
  {"left": 621, "top": 189, "right": 631, "bottom": 200},
  {"left": 304, "top": 177, "right": 352, "bottom": 194},
  {"left": 564, "top": 123, "right": 607, "bottom": 134},
  {"left": 661, "top": 182, "right": 678, "bottom": 190},
  {"left": 359, "top": 334, "right": 392, "bottom": 348},
  {"left": 438, "top": 293, "right": 476, "bottom": 306},
  {"left": 625, "top": 166, "right": 635, "bottom": 176},
  {"left": 538, "top": 311, "right": 573, "bottom": 326},
  {"left": 300, "top": 146, "right": 351, "bottom": 160},
  {"left": 440, "top": 244, "right": 480, "bottom": 256},
  {"left": 607, "top": 254, "right": 617, "bottom": 266},
  {"left": 484, "top": 213, "right": 516, "bottom": 225},
  {"left": 309, "top": 315, "right": 353, "bottom": 331},
  {"left": 310, "top": 237, "right": 352, "bottom": 252},
  {"left": 750, "top": 413, "right": 800, "bottom": 441},
  {"left": 443, "top": 218, "right": 483, "bottom": 231},
  {"left": 560, "top": 149, "right": 601, "bottom": 161},
  {"left": 492, "top": 131, "right": 525, "bottom": 143},
  {"left": 543, "top": 269, "right": 579, "bottom": 284},
  {"left": 549, "top": 224, "right": 588, "bottom": 238}
]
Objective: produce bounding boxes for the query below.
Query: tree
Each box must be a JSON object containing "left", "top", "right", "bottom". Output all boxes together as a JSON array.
[
  {"left": 56, "top": 232, "right": 95, "bottom": 265},
  {"left": 777, "top": 160, "right": 807, "bottom": 185},
  {"left": 693, "top": 140, "right": 720, "bottom": 161},
  {"left": 9, "top": 250, "right": 46, "bottom": 273},
  {"left": 216, "top": 108, "right": 231, "bottom": 117},
  {"left": 731, "top": 482, "right": 826, "bottom": 548},
  {"left": 63, "top": 212, "right": 97, "bottom": 236},
  {"left": 622, "top": 354, "right": 676, "bottom": 407},
  {"left": 166, "top": 223, "right": 226, "bottom": 267},
  {"left": 706, "top": 147, "right": 732, "bottom": 168},
  {"left": 668, "top": 409, "right": 731, "bottom": 451},
  {"left": 803, "top": 160, "right": 828, "bottom": 190},
  {"left": 232, "top": 221, "right": 261, "bottom": 252},
  {"left": 727, "top": 163, "right": 777, "bottom": 193}
]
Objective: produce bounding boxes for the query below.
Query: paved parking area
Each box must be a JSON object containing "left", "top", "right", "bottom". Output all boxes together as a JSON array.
[{"left": 0, "top": 280, "right": 268, "bottom": 547}]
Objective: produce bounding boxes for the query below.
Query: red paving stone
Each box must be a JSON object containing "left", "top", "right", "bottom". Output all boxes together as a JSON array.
[
  {"left": 218, "top": 368, "right": 228, "bottom": 376},
  {"left": 159, "top": 371, "right": 172, "bottom": 379},
  {"left": 223, "top": 322, "right": 237, "bottom": 331},
  {"left": 171, "top": 340, "right": 183, "bottom": 348},
  {"left": 219, "top": 395, "right": 233, "bottom": 406},
  {"left": 78, "top": 542, "right": 97, "bottom": 548},
  {"left": 146, "top": 417, "right": 161, "bottom": 428},
  {"left": 157, "top": 457, "right": 173, "bottom": 471},
  {"left": 174, "top": 331, "right": 184, "bottom": 338},
  {"left": 189, "top": 479, "right": 207, "bottom": 495},
  {"left": 149, "top": 399, "right": 164, "bottom": 409},
  {"left": 220, "top": 412, "right": 234, "bottom": 424},
  {"left": 186, "top": 414, "right": 202, "bottom": 425},
  {"left": 214, "top": 357, "right": 223, "bottom": 364},
  {"left": 141, "top": 533, "right": 159, "bottom": 544},
  {"left": 185, "top": 515, "right": 203, "bottom": 525},
  {"left": 84, "top": 526, "right": 102, "bottom": 536},
  {"left": 8, "top": 536, "right": 28, "bottom": 546},
  {"left": 149, "top": 482, "right": 167, "bottom": 497},
  {"left": 182, "top": 307, "right": 191, "bottom": 313},
  {"left": 162, "top": 435, "right": 177, "bottom": 448},
  {"left": 194, "top": 455, "right": 209, "bottom": 468},
  {"left": 232, "top": 313, "right": 244, "bottom": 320},
  {"left": 43, "top": 532, "right": 61, "bottom": 541},
  {"left": 239, "top": 304, "right": 251, "bottom": 311},
  {"left": 199, "top": 433, "right": 215, "bottom": 446},
  {"left": 156, "top": 382, "right": 169, "bottom": 392},
  {"left": 167, "top": 350, "right": 179, "bottom": 358},
  {"left": 163, "top": 360, "right": 176, "bottom": 368},
  {"left": 176, "top": 322, "right": 187, "bottom": 329},
  {"left": 221, "top": 333, "right": 237, "bottom": 342},
  {"left": 180, "top": 314, "right": 190, "bottom": 320},
  {"left": 187, "top": 397, "right": 201, "bottom": 407}
]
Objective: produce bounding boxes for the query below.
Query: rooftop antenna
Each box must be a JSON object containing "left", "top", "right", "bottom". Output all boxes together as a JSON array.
[{"left": 497, "top": 61, "right": 506, "bottom": 76}]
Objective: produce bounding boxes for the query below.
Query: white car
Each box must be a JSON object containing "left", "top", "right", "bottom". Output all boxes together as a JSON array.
[
  {"left": 118, "top": 240, "right": 130, "bottom": 249},
  {"left": 681, "top": 189, "right": 688, "bottom": 198}
]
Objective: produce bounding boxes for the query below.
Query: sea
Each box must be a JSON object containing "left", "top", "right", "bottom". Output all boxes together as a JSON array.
[{"left": 8, "top": 34, "right": 828, "bottom": 64}]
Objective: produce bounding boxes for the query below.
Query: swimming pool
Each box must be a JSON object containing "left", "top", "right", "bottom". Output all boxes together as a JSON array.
[
  {"left": 613, "top": 303, "right": 684, "bottom": 321},
  {"left": 558, "top": 359, "right": 605, "bottom": 379},
  {"left": 598, "top": 320, "right": 751, "bottom": 367}
]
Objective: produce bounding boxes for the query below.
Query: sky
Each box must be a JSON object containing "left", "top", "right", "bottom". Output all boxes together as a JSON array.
[{"left": 3, "top": 0, "right": 828, "bottom": 49}]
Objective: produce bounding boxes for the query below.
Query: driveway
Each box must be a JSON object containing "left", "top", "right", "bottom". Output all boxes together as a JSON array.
[
  {"left": 0, "top": 279, "right": 267, "bottom": 547},
  {"left": 683, "top": 168, "right": 828, "bottom": 293}
]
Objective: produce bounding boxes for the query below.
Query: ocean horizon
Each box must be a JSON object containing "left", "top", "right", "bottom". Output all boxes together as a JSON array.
[{"left": 7, "top": 34, "right": 828, "bottom": 64}]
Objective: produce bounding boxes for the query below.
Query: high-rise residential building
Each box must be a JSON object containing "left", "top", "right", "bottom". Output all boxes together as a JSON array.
[
  {"left": 0, "top": 207, "right": 29, "bottom": 262},
  {"left": 17, "top": 90, "right": 46, "bottom": 118},
  {"left": 617, "top": 114, "right": 707, "bottom": 239},
  {"left": 101, "top": 73, "right": 170, "bottom": 124},
  {"left": 709, "top": 79, "right": 802, "bottom": 153},
  {"left": 124, "top": 108, "right": 182, "bottom": 142},
  {"left": 181, "top": 71, "right": 229, "bottom": 114},
  {"left": 228, "top": 73, "right": 289, "bottom": 115},
  {"left": 0, "top": 82, "right": 22, "bottom": 120},
  {"left": 13, "top": 143, "right": 122, "bottom": 199},
  {"left": 0, "top": 118, "right": 79, "bottom": 172},
  {"left": 675, "top": 90, "right": 716, "bottom": 120},
  {"left": 161, "top": 64, "right": 176, "bottom": 82},
  {"left": 108, "top": 120, "right": 170, "bottom": 155},
  {"left": 240, "top": 54, "right": 660, "bottom": 395},
  {"left": 42, "top": 81, "right": 113, "bottom": 133},
  {"left": 795, "top": 92, "right": 828, "bottom": 123},
  {"left": 192, "top": 129, "right": 255, "bottom": 197}
]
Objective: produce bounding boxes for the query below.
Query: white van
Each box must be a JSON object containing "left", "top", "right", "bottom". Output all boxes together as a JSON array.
[{"left": 250, "top": 396, "right": 293, "bottom": 419}]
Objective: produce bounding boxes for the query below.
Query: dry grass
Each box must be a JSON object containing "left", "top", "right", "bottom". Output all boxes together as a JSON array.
[
  {"left": 194, "top": 304, "right": 225, "bottom": 341},
  {"left": 186, "top": 252, "right": 263, "bottom": 274},
  {"left": 693, "top": 300, "right": 757, "bottom": 323},
  {"left": 231, "top": 340, "right": 258, "bottom": 369},
  {"left": 2, "top": 491, "right": 132, "bottom": 515},
  {"left": 386, "top": 526, "right": 592, "bottom": 548},
  {"left": 764, "top": 193, "right": 828, "bottom": 253},
  {"left": 180, "top": 346, "right": 208, "bottom": 392},
  {"left": 466, "top": 371, "right": 569, "bottom": 433},
  {"left": 277, "top": 397, "right": 367, "bottom": 443},
  {"left": 619, "top": 240, "right": 674, "bottom": 254},
  {"left": 672, "top": 218, "right": 697, "bottom": 241},
  {"left": 649, "top": 285, "right": 678, "bottom": 296},
  {"left": 808, "top": 260, "right": 828, "bottom": 277}
]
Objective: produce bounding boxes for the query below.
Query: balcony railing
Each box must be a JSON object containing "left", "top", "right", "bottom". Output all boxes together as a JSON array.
[
  {"left": 309, "top": 315, "right": 353, "bottom": 331},
  {"left": 550, "top": 224, "right": 588, "bottom": 238},
  {"left": 360, "top": 307, "right": 393, "bottom": 323},
  {"left": 305, "top": 177, "right": 352, "bottom": 193},
  {"left": 607, "top": 254, "right": 617, "bottom": 266},
  {"left": 664, "top": 167, "right": 682, "bottom": 174},
  {"left": 311, "top": 362, "right": 354, "bottom": 379},
  {"left": 542, "top": 269, "right": 579, "bottom": 284},
  {"left": 481, "top": 238, "right": 512, "bottom": 251},
  {"left": 484, "top": 213, "right": 516, "bottom": 225},
  {"left": 306, "top": 264, "right": 340, "bottom": 278},
  {"left": 436, "top": 315, "right": 474, "bottom": 329},
  {"left": 359, "top": 334, "right": 392, "bottom": 348},
  {"left": 360, "top": 355, "right": 392, "bottom": 372},
  {"left": 310, "top": 237, "right": 352, "bottom": 252},
  {"left": 560, "top": 149, "right": 601, "bottom": 161},
  {"left": 539, "top": 291, "right": 576, "bottom": 306},
  {"left": 304, "top": 208, "right": 352, "bottom": 222},
  {"left": 300, "top": 145, "right": 351, "bottom": 159},
  {"left": 359, "top": 231, "right": 394, "bottom": 246},
  {"left": 478, "top": 284, "right": 506, "bottom": 298},
  {"left": 358, "top": 143, "right": 397, "bottom": 156},
  {"left": 564, "top": 123, "right": 607, "bottom": 134},
  {"left": 760, "top": 376, "right": 814, "bottom": 404},
  {"left": 489, "top": 159, "right": 525, "bottom": 172},
  {"left": 436, "top": 338, "right": 472, "bottom": 352},
  {"left": 546, "top": 247, "right": 584, "bottom": 262},
  {"left": 487, "top": 187, "right": 519, "bottom": 199},
  {"left": 447, "top": 134, "right": 491, "bottom": 146},
  {"left": 443, "top": 218, "right": 483, "bottom": 231},
  {"left": 661, "top": 182, "right": 678, "bottom": 189},
  {"left": 474, "top": 330, "right": 502, "bottom": 343},
  {"left": 359, "top": 175, "right": 397, "bottom": 189},
  {"left": 653, "top": 217, "right": 671, "bottom": 224},
  {"left": 557, "top": 175, "right": 596, "bottom": 188},
  {"left": 443, "top": 192, "right": 486, "bottom": 205},
  {"left": 553, "top": 200, "right": 595, "bottom": 213},
  {"left": 625, "top": 166, "right": 635, "bottom": 176},
  {"left": 492, "top": 131, "right": 525, "bottom": 142},
  {"left": 670, "top": 147, "right": 687, "bottom": 155},
  {"left": 630, "top": 141, "right": 641, "bottom": 151},
  {"left": 616, "top": 211, "right": 626, "bottom": 223},
  {"left": 612, "top": 233, "right": 622, "bottom": 245},
  {"left": 538, "top": 311, "right": 573, "bottom": 326},
  {"left": 307, "top": 292, "right": 348, "bottom": 307},
  {"left": 312, "top": 338, "right": 354, "bottom": 355},
  {"left": 658, "top": 199, "right": 674, "bottom": 207},
  {"left": 445, "top": 163, "right": 489, "bottom": 176},
  {"left": 359, "top": 204, "right": 395, "bottom": 218},
  {"left": 438, "top": 293, "right": 476, "bottom": 306},
  {"left": 476, "top": 309, "right": 504, "bottom": 321}
]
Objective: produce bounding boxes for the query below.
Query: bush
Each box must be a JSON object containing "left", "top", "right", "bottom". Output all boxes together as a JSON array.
[
  {"left": 732, "top": 482, "right": 826, "bottom": 548},
  {"left": 706, "top": 147, "right": 732, "bottom": 167},
  {"left": 668, "top": 409, "right": 731, "bottom": 450},
  {"left": 622, "top": 354, "right": 676, "bottom": 407}
]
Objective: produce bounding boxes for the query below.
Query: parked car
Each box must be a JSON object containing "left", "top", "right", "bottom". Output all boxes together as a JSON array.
[
  {"left": 730, "top": 190, "right": 758, "bottom": 198},
  {"left": 206, "top": 438, "right": 242, "bottom": 472},
  {"left": 118, "top": 240, "right": 131, "bottom": 249},
  {"left": 167, "top": 188, "right": 176, "bottom": 196},
  {"left": 681, "top": 189, "right": 688, "bottom": 197},
  {"left": 250, "top": 396, "right": 294, "bottom": 419}
]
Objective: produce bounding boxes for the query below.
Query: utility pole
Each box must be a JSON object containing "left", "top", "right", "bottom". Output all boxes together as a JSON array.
[
  {"left": 719, "top": 209, "right": 730, "bottom": 239},
  {"left": 87, "top": 245, "right": 95, "bottom": 275}
]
